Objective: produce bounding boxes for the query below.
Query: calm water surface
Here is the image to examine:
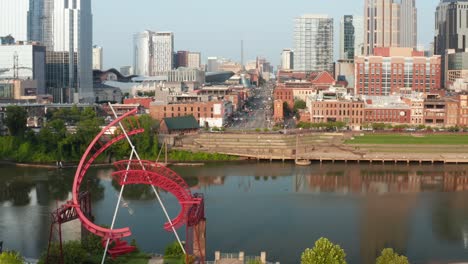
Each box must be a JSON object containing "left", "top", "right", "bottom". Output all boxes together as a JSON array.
[{"left": 0, "top": 162, "right": 468, "bottom": 264}]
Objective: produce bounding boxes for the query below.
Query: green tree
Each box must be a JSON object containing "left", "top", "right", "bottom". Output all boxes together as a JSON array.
[
  {"left": 376, "top": 248, "right": 409, "bottom": 264},
  {"left": 164, "top": 241, "right": 184, "bottom": 258},
  {"left": 372, "top": 123, "right": 387, "bottom": 131},
  {"left": 294, "top": 100, "right": 307, "bottom": 111},
  {"left": 301, "top": 237, "right": 347, "bottom": 264},
  {"left": 38, "top": 241, "right": 87, "bottom": 264},
  {"left": 5, "top": 105, "right": 28, "bottom": 137},
  {"left": 0, "top": 251, "right": 23, "bottom": 264}
]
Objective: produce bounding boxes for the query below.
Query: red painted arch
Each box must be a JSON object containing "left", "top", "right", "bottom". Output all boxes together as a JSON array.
[
  {"left": 72, "top": 109, "right": 142, "bottom": 239},
  {"left": 111, "top": 160, "right": 201, "bottom": 231}
]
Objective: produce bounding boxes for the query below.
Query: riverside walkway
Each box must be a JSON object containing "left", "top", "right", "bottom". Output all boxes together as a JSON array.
[{"left": 176, "top": 132, "right": 468, "bottom": 164}]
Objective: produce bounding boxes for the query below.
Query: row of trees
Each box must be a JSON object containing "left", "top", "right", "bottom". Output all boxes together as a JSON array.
[
  {"left": 301, "top": 238, "right": 410, "bottom": 264},
  {"left": 0, "top": 106, "right": 160, "bottom": 163},
  {"left": 297, "top": 121, "right": 347, "bottom": 131},
  {"left": 363, "top": 122, "right": 468, "bottom": 132}
]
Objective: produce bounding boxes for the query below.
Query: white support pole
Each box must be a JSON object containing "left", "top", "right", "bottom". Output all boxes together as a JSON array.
[
  {"left": 107, "top": 104, "right": 186, "bottom": 255},
  {"left": 101, "top": 149, "right": 135, "bottom": 264}
]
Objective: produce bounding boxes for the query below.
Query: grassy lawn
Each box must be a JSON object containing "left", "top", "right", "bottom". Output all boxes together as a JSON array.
[{"left": 345, "top": 134, "right": 468, "bottom": 145}]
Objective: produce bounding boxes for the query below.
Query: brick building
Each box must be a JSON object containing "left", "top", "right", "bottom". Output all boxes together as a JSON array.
[
  {"left": 355, "top": 47, "right": 442, "bottom": 96},
  {"left": 150, "top": 100, "right": 232, "bottom": 128},
  {"left": 307, "top": 90, "right": 364, "bottom": 130},
  {"left": 459, "top": 94, "right": 468, "bottom": 127},
  {"left": 421, "top": 94, "right": 459, "bottom": 127},
  {"left": 274, "top": 88, "right": 294, "bottom": 110},
  {"left": 273, "top": 99, "right": 284, "bottom": 122},
  {"left": 363, "top": 96, "right": 411, "bottom": 125},
  {"left": 123, "top": 97, "right": 154, "bottom": 109},
  {"left": 402, "top": 96, "right": 424, "bottom": 125}
]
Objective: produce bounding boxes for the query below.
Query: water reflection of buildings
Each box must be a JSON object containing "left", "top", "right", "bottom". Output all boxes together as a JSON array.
[
  {"left": 191, "top": 176, "right": 226, "bottom": 190},
  {"left": 294, "top": 166, "right": 468, "bottom": 194},
  {"left": 294, "top": 165, "right": 468, "bottom": 264}
]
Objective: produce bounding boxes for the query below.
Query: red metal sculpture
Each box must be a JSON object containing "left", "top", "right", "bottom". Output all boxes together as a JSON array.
[{"left": 47, "top": 108, "right": 206, "bottom": 263}]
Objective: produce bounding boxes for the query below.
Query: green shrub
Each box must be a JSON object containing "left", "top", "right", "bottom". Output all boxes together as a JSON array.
[
  {"left": 301, "top": 237, "right": 347, "bottom": 264},
  {"left": 164, "top": 241, "right": 184, "bottom": 258},
  {"left": 38, "top": 241, "right": 87, "bottom": 264},
  {"left": 376, "top": 248, "right": 409, "bottom": 264},
  {"left": 0, "top": 251, "right": 23, "bottom": 264}
]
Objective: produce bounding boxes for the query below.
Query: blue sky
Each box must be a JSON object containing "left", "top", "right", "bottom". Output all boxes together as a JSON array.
[{"left": 92, "top": 0, "right": 440, "bottom": 69}]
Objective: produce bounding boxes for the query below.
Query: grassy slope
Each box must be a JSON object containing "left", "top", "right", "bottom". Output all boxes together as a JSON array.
[{"left": 345, "top": 134, "right": 468, "bottom": 145}]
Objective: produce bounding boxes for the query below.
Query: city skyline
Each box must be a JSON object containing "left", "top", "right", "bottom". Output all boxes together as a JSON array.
[{"left": 92, "top": 0, "right": 439, "bottom": 69}]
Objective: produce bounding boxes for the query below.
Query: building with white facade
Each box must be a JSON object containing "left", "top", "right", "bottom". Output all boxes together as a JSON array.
[
  {"left": 293, "top": 14, "right": 334, "bottom": 72},
  {"left": 207, "top": 57, "right": 220, "bottom": 72},
  {"left": 0, "top": 43, "right": 46, "bottom": 94},
  {"left": 93, "top": 45, "right": 103, "bottom": 70},
  {"left": 120, "top": 66, "right": 133, "bottom": 76},
  {"left": 188, "top": 52, "right": 202, "bottom": 69},
  {"left": 281, "top": 49, "right": 294, "bottom": 70},
  {"left": 133, "top": 30, "right": 155, "bottom": 76},
  {"left": 154, "top": 31, "right": 174, "bottom": 73}
]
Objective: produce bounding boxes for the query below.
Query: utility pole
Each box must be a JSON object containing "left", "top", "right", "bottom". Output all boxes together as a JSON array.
[
  {"left": 13, "top": 52, "right": 18, "bottom": 80},
  {"left": 241, "top": 40, "right": 244, "bottom": 70}
]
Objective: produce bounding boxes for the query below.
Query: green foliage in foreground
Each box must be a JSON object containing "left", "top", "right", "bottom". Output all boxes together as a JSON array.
[
  {"left": 164, "top": 241, "right": 184, "bottom": 258},
  {"left": 39, "top": 241, "right": 87, "bottom": 264},
  {"left": 301, "top": 237, "right": 347, "bottom": 264},
  {"left": 346, "top": 134, "right": 468, "bottom": 145},
  {"left": 0, "top": 251, "right": 24, "bottom": 264},
  {"left": 376, "top": 248, "right": 410, "bottom": 264},
  {"left": 38, "top": 234, "right": 150, "bottom": 264},
  {"left": 169, "top": 150, "right": 238, "bottom": 162}
]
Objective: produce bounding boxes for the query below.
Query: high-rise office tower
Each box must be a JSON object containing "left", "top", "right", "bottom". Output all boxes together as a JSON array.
[
  {"left": 340, "top": 15, "right": 364, "bottom": 60},
  {"left": 48, "top": 0, "right": 93, "bottom": 102},
  {"left": 364, "top": 0, "right": 401, "bottom": 55},
  {"left": 187, "top": 52, "right": 202, "bottom": 69},
  {"left": 93, "top": 45, "right": 103, "bottom": 70},
  {"left": 133, "top": 30, "right": 155, "bottom": 76},
  {"left": 281, "top": 49, "right": 294, "bottom": 70},
  {"left": 154, "top": 31, "right": 174, "bottom": 73},
  {"left": 176, "top": 50, "right": 189, "bottom": 68},
  {"left": 293, "top": 14, "right": 334, "bottom": 72},
  {"left": 400, "top": 0, "right": 417, "bottom": 48},
  {"left": 435, "top": 0, "right": 468, "bottom": 55}
]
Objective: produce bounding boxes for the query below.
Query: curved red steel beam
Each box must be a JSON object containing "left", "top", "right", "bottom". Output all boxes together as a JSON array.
[
  {"left": 112, "top": 169, "right": 200, "bottom": 231},
  {"left": 72, "top": 109, "right": 142, "bottom": 239}
]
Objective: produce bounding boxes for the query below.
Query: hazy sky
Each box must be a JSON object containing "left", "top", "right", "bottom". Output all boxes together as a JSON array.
[{"left": 92, "top": 0, "right": 440, "bottom": 69}]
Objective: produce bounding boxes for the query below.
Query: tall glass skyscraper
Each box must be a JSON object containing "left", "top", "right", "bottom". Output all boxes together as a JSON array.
[
  {"left": 293, "top": 14, "right": 334, "bottom": 72},
  {"left": 435, "top": 0, "right": 468, "bottom": 55},
  {"left": 340, "top": 15, "right": 364, "bottom": 60}
]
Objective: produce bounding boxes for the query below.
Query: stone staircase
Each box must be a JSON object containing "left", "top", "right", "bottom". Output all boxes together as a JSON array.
[{"left": 177, "top": 133, "right": 348, "bottom": 160}]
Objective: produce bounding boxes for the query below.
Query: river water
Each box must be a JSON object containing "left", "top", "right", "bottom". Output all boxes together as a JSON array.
[{"left": 0, "top": 162, "right": 468, "bottom": 264}]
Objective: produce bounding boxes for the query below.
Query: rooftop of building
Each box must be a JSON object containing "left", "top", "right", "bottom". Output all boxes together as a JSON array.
[{"left": 362, "top": 95, "right": 410, "bottom": 109}]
